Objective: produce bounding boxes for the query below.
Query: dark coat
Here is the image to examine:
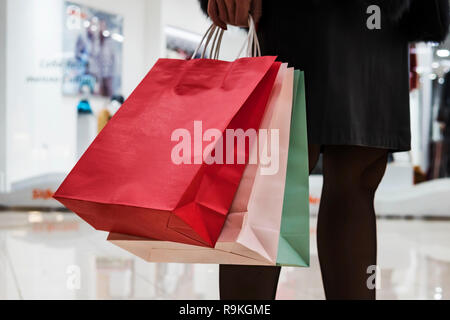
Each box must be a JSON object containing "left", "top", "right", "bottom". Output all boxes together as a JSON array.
[
  {"left": 199, "top": 0, "right": 449, "bottom": 43},
  {"left": 400, "top": 0, "right": 449, "bottom": 42},
  {"left": 197, "top": 0, "right": 449, "bottom": 151}
]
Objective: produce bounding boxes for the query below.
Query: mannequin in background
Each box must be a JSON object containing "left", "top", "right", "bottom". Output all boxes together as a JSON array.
[
  {"left": 97, "top": 95, "right": 125, "bottom": 133},
  {"left": 199, "top": 0, "right": 449, "bottom": 300},
  {"left": 77, "top": 84, "right": 96, "bottom": 159}
]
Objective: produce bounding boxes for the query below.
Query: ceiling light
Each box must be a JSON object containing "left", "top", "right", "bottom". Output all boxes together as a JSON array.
[{"left": 437, "top": 49, "right": 450, "bottom": 58}]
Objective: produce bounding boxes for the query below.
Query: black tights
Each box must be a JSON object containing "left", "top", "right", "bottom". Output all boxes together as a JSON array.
[{"left": 219, "top": 145, "right": 388, "bottom": 300}]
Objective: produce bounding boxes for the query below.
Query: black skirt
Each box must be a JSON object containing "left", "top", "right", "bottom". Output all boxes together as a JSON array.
[{"left": 258, "top": 0, "right": 411, "bottom": 152}]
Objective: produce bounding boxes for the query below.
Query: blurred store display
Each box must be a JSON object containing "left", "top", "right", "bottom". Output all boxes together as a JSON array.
[
  {"left": 97, "top": 95, "right": 124, "bottom": 133},
  {"left": 76, "top": 84, "right": 96, "bottom": 160},
  {"left": 165, "top": 25, "right": 203, "bottom": 59},
  {"left": 63, "top": 1, "right": 123, "bottom": 97},
  {"left": 0, "top": 173, "right": 64, "bottom": 209}
]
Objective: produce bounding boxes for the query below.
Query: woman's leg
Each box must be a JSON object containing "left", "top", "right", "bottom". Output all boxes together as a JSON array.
[
  {"left": 219, "top": 265, "right": 281, "bottom": 300},
  {"left": 219, "top": 144, "right": 321, "bottom": 300},
  {"left": 317, "top": 145, "right": 388, "bottom": 300}
]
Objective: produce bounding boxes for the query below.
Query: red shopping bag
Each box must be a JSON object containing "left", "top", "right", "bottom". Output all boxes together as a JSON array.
[{"left": 54, "top": 57, "right": 280, "bottom": 247}]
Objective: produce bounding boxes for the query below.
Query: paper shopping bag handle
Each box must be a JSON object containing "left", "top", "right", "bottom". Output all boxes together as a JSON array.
[{"left": 191, "top": 15, "right": 261, "bottom": 60}]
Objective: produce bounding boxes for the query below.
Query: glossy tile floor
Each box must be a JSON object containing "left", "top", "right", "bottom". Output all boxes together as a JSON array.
[{"left": 0, "top": 211, "right": 449, "bottom": 300}]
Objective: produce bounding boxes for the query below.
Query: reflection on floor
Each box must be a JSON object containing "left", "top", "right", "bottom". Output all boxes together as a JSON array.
[{"left": 0, "top": 211, "right": 449, "bottom": 300}]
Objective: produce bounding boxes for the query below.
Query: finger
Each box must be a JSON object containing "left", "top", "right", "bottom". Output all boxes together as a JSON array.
[
  {"left": 216, "top": 0, "right": 230, "bottom": 27},
  {"left": 224, "top": 0, "right": 236, "bottom": 25},
  {"left": 250, "top": 0, "right": 262, "bottom": 24},
  {"left": 235, "top": 0, "right": 251, "bottom": 27},
  {"left": 208, "top": 0, "right": 227, "bottom": 29}
]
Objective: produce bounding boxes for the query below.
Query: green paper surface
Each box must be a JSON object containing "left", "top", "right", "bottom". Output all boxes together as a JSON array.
[{"left": 276, "top": 70, "right": 310, "bottom": 267}]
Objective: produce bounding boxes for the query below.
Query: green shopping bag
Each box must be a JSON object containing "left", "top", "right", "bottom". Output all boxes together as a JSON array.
[{"left": 277, "top": 70, "right": 310, "bottom": 267}]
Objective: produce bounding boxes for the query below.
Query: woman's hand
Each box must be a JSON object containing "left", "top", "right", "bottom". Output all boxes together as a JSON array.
[{"left": 207, "top": 0, "right": 262, "bottom": 30}]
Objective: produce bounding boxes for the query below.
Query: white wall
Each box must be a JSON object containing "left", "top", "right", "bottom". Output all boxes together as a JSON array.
[
  {"left": 4, "top": 0, "right": 162, "bottom": 188},
  {"left": 0, "top": 0, "right": 7, "bottom": 192},
  {"left": 144, "top": 0, "right": 164, "bottom": 69},
  {"left": 162, "top": 0, "right": 210, "bottom": 33},
  {"left": 6, "top": 0, "right": 74, "bottom": 187}
]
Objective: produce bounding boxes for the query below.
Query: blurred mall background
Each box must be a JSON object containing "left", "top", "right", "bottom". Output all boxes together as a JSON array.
[{"left": 0, "top": 0, "right": 450, "bottom": 299}]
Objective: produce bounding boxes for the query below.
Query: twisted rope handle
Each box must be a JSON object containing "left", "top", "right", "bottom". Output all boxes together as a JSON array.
[{"left": 191, "top": 15, "right": 261, "bottom": 60}]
